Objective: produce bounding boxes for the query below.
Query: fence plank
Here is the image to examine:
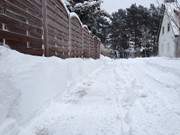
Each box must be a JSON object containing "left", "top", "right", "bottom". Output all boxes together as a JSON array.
[
  {"left": 2, "top": 0, "right": 42, "bottom": 26},
  {"left": 0, "top": 29, "right": 43, "bottom": 44},
  {"left": 83, "top": 27, "right": 90, "bottom": 58},
  {"left": 45, "top": 0, "right": 69, "bottom": 57},
  {"left": 70, "top": 16, "right": 83, "bottom": 57},
  {"left": 16, "top": 47, "right": 44, "bottom": 56},
  {"left": 5, "top": 0, "right": 42, "bottom": 18},
  {"left": 0, "top": 14, "right": 42, "bottom": 38}
]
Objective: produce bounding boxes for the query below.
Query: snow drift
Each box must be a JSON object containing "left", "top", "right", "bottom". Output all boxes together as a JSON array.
[{"left": 0, "top": 46, "right": 107, "bottom": 135}]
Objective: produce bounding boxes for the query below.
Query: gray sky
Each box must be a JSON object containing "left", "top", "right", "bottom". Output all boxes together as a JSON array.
[{"left": 102, "top": 0, "right": 161, "bottom": 13}]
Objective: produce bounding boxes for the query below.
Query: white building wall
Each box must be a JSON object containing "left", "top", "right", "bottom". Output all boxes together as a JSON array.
[{"left": 159, "top": 13, "right": 176, "bottom": 57}]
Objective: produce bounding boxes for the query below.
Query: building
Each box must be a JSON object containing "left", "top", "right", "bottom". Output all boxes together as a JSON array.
[{"left": 159, "top": 0, "right": 180, "bottom": 57}]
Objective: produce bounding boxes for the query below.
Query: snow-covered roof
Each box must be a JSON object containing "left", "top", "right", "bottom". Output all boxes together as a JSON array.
[{"left": 165, "top": 2, "right": 180, "bottom": 35}]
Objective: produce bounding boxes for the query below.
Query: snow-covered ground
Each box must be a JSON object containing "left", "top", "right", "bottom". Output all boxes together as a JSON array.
[{"left": 0, "top": 46, "right": 180, "bottom": 135}]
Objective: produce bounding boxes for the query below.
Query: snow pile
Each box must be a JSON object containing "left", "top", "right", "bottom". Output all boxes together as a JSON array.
[
  {"left": 0, "top": 46, "right": 107, "bottom": 135},
  {"left": 0, "top": 46, "right": 180, "bottom": 135}
]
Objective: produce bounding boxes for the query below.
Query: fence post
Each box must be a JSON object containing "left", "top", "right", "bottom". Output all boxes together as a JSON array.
[
  {"left": 1, "top": 4, "right": 6, "bottom": 46},
  {"left": 42, "top": 0, "right": 48, "bottom": 56},
  {"left": 82, "top": 28, "right": 84, "bottom": 58},
  {"left": 25, "top": 11, "right": 30, "bottom": 48},
  {"left": 68, "top": 16, "right": 71, "bottom": 57}
]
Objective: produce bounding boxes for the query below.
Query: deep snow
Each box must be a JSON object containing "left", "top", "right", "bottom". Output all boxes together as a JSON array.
[{"left": 0, "top": 46, "right": 180, "bottom": 135}]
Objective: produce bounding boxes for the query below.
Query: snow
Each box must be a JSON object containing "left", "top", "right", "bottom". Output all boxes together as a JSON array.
[
  {"left": 0, "top": 46, "right": 180, "bottom": 135},
  {"left": 74, "top": 0, "right": 102, "bottom": 10}
]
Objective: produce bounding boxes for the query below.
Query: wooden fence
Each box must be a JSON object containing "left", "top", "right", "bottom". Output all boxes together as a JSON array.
[
  {"left": 0, "top": 0, "right": 100, "bottom": 59},
  {"left": 175, "top": 37, "right": 180, "bottom": 57}
]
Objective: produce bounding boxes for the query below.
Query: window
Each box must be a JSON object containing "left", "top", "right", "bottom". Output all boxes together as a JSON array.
[
  {"left": 162, "top": 26, "right": 165, "bottom": 34},
  {"left": 168, "top": 23, "right": 170, "bottom": 32}
]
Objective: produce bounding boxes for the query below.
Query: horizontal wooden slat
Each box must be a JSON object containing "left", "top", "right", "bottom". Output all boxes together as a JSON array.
[
  {"left": 7, "top": 25, "right": 26, "bottom": 35},
  {"left": 6, "top": 39, "right": 27, "bottom": 49},
  {"left": 17, "top": 47, "right": 44, "bottom": 56},
  {"left": 29, "top": 41, "right": 43, "bottom": 49},
  {"left": 6, "top": 38, "right": 43, "bottom": 56},
  {"left": 30, "top": 0, "right": 42, "bottom": 8},
  {"left": 47, "top": 24, "right": 68, "bottom": 41},
  {"left": 5, "top": 0, "right": 42, "bottom": 18},
  {"left": 47, "top": 15, "right": 68, "bottom": 33},
  {"left": 47, "top": 0, "right": 68, "bottom": 18},
  {"left": 46, "top": 3, "right": 68, "bottom": 25},
  {"left": 71, "top": 18, "right": 83, "bottom": 48},
  {"left": 0, "top": 29, "right": 43, "bottom": 44},
  {"left": 1, "top": 0, "right": 42, "bottom": 26},
  {"left": 0, "top": 23, "right": 2, "bottom": 29},
  {"left": 50, "top": 46, "right": 69, "bottom": 58},
  {"left": 0, "top": 38, "right": 3, "bottom": 43},
  {"left": 0, "top": 14, "right": 42, "bottom": 38}
]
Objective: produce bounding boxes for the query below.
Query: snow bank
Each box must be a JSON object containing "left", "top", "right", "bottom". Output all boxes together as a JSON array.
[{"left": 0, "top": 46, "right": 106, "bottom": 134}]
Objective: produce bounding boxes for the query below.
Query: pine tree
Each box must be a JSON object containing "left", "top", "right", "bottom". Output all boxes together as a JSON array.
[
  {"left": 110, "top": 4, "right": 164, "bottom": 58},
  {"left": 110, "top": 9, "right": 129, "bottom": 55},
  {"left": 66, "top": 0, "right": 111, "bottom": 44},
  {"left": 147, "top": 4, "right": 165, "bottom": 56}
]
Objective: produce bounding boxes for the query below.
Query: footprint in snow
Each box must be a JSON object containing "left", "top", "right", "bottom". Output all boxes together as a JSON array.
[
  {"left": 82, "top": 81, "right": 94, "bottom": 87},
  {"left": 75, "top": 90, "right": 87, "bottom": 98},
  {"left": 139, "top": 93, "right": 148, "bottom": 98},
  {"left": 175, "top": 112, "right": 180, "bottom": 116}
]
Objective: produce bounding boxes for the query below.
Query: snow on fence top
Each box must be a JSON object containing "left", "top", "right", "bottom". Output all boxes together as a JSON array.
[
  {"left": 70, "top": 12, "right": 83, "bottom": 27},
  {"left": 60, "top": 0, "right": 71, "bottom": 14},
  {"left": 83, "top": 25, "right": 91, "bottom": 34},
  {"left": 0, "top": 0, "right": 101, "bottom": 59}
]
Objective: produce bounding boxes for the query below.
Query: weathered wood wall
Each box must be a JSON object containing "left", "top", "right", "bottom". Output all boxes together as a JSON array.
[
  {"left": 175, "top": 37, "right": 180, "bottom": 57},
  {"left": 44, "top": 0, "right": 69, "bottom": 58},
  {"left": 0, "top": 0, "right": 44, "bottom": 56},
  {"left": 70, "top": 15, "right": 83, "bottom": 58},
  {"left": 82, "top": 26, "right": 90, "bottom": 58},
  {"left": 89, "top": 33, "right": 95, "bottom": 58},
  {"left": 94, "top": 36, "right": 101, "bottom": 59},
  {"left": 0, "top": 0, "right": 100, "bottom": 59}
]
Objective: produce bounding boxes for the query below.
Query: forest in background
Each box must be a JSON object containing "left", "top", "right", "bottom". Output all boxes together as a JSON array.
[{"left": 66, "top": 0, "right": 165, "bottom": 58}]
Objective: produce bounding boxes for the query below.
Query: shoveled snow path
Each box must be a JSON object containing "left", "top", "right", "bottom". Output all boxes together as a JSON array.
[{"left": 18, "top": 58, "right": 180, "bottom": 135}]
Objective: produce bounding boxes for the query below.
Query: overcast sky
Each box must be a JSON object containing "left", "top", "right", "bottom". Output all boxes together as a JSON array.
[{"left": 102, "top": 0, "right": 161, "bottom": 13}]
